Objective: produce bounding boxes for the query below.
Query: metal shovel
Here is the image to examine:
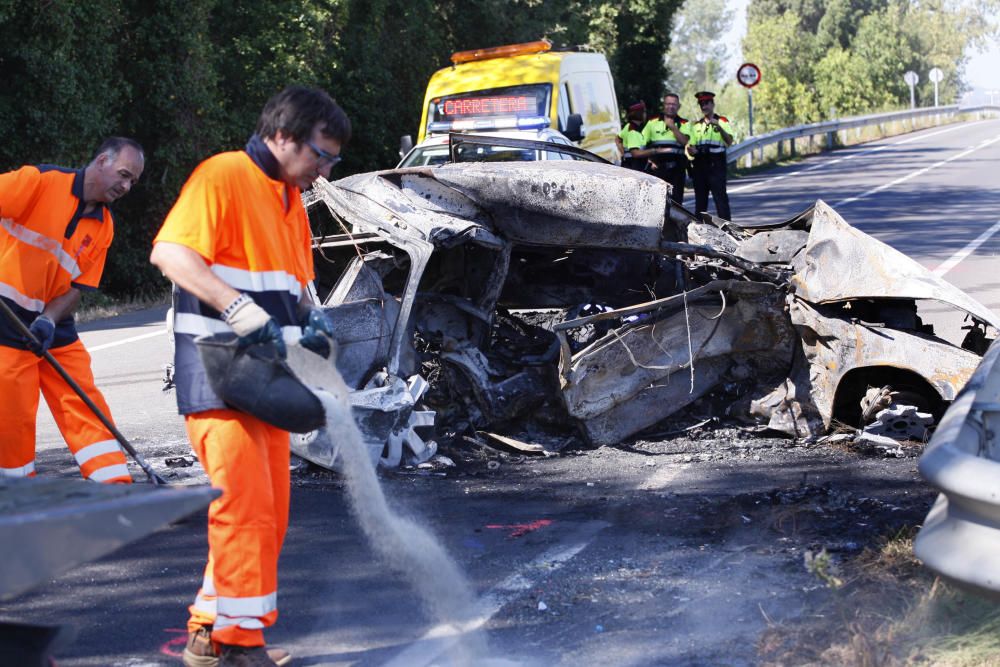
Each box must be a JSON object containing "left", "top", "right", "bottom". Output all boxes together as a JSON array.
[{"left": 0, "top": 299, "right": 167, "bottom": 485}]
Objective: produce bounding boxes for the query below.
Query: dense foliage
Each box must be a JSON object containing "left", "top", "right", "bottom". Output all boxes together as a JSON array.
[
  {"left": 742, "top": 0, "right": 994, "bottom": 132},
  {"left": 0, "top": 0, "right": 679, "bottom": 297},
  {"left": 0, "top": 1, "right": 990, "bottom": 297}
]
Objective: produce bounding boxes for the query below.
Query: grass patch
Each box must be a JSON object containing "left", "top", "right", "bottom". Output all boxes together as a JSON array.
[
  {"left": 77, "top": 290, "right": 170, "bottom": 324},
  {"left": 759, "top": 526, "right": 1000, "bottom": 666}
]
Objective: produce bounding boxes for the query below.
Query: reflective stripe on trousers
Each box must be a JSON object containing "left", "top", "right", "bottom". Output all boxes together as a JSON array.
[
  {"left": 0, "top": 341, "right": 132, "bottom": 483},
  {"left": 186, "top": 409, "right": 290, "bottom": 647}
]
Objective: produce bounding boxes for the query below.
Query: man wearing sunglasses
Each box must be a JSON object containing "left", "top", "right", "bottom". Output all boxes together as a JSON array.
[{"left": 151, "top": 85, "right": 350, "bottom": 667}]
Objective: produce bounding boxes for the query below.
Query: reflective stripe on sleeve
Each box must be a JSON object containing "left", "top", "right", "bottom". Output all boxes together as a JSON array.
[
  {"left": 0, "top": 461, "right": 36, "bottom": 477},
  {"left": 88, "top": 463, "right": 131, "bottom": 482},
  {"left": 211, "top": 265, "right": 303, "bottom": 298},
  {"left": 1, "top": 218, "right": 82, "bottom": 279},
  {"left": 0, "top": 282, "right": 45, "bottom": 313},
  {"left": 74, "top": 440, "right": 122, "bottom": 465}
]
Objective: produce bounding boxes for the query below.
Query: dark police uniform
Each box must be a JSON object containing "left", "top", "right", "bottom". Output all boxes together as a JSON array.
[
  {"left": 643, "top": 114, "right": 689, "bottom": 205},
  {"left": 685, "top": 92, "right": 733, "bottom": 220}
]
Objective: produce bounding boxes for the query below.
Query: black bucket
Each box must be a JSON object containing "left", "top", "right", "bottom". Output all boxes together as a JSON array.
[{"left": 195, "top": 333, "right": 326, "bottom": 433}]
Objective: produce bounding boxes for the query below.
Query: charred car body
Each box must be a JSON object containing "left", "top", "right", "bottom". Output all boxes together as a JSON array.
[{"left": 294, "top": 136, "right": 998, "bottom": 468}]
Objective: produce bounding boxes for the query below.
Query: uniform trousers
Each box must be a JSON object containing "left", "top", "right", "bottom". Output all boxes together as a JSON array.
[
  {"left": 186, "top": 409, "right": 290, "bottom": 647},
  {"left": 0, "top": 340, "right": 131, "bottom": 482},
  {"left": 692, "top": 154, "right": 732, "bottom": 221},
  {"left": 650, "top": 160, "right": 687, "bottom": 206}
]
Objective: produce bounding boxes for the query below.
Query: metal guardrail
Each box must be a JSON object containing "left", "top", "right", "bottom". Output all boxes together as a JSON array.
[
  {"left": 915, "top": 337, "right": 1000, "bottom": 596},
  {"left": 727, "top": 104, "right": 1000, "bottom": 167}
]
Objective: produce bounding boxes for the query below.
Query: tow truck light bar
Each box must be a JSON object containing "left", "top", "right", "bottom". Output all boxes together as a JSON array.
[
  {"left": 427, "top": 116, "right": 549, "bottom": 135},
  {"left": 450, "top": 39, "right": 552, "bottom": 65}
]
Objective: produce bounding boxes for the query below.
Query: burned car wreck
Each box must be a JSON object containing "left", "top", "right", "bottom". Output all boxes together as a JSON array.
[{"left": 293, "top": 150, "right": 998, "bottom": 469}]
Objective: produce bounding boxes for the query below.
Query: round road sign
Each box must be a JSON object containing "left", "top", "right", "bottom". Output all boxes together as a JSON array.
[
  {"left": 904, "top": 70, "right": 919, "bottom": 86},
  {"left": 929, "top": 67, "right": 943, "bottom": 83},
  {"left": 737, "top": 63, "right": 762, "bottom": 89}
]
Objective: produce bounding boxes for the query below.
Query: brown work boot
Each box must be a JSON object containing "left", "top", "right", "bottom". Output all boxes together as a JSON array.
[
  {"left": 218, "top": 644, "right": 281, "bottom": 666},
  {"left": 182, "top": 626, "right": 218, "bottom": 667},
  {"left": 182, "top": 627, "right": 291, "bottom": 667}
]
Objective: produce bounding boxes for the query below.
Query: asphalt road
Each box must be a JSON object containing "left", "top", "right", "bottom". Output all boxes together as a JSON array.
[{"left": 6, "top": 118, "right": 1000, "bottom": 666}]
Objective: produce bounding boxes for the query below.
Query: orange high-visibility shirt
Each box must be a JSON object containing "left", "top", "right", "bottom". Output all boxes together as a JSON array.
[
  {"left": 154, "top": 146, "right": 315, "bottom": 414},
  {"left": 0, "top": 165, "right": 114, "bottom": 349}
]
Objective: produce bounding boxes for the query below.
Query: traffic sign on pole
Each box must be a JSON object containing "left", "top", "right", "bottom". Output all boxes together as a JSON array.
[
  {"left": 929, "top": 67, "right": 943, "bottom": 107},
  {"left": 737, "top": 63, "right": 761, "bottom": 89},
  {"left": 904, "top": 71, "right": 919, "bottom": 109},
  {"left": 737, "top": 63, "right": 761, "bottom": 136}
]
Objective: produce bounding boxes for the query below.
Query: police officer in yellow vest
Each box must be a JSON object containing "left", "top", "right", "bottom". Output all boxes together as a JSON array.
[
  {"left": 615, "top": 102, "right": 651, "bottom": 171},
  {"left": 643, "top": 92, "right": 689, "bottom": 205},
  {"left": 684, "top": 91, "right": 734, "bottom": 220}
]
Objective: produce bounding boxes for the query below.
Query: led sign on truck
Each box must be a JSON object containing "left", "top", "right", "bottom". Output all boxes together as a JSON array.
[{"left": 441, "top": 96, "right": 535, "bottom": 117}]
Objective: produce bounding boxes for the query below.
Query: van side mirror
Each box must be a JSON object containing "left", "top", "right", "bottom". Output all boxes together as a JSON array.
[
  {"left": 399, "top": 134, "right": 414, "bottom": 159},
  {"left": 564, "top": 114, "right": 584, "bottom": 143}
]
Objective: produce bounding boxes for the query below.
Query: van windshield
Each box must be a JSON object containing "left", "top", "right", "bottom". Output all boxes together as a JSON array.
[{"left": 427, "top": 84, "right": 552, "bottom": 132}]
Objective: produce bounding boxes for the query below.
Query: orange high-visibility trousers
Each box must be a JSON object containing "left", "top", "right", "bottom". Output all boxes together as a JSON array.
[
  {"left": 185, "top": 409, "right": 290, "bottom": 647},
  {"left": 0, "top": 340, "right": 132, "bottom": 482}
]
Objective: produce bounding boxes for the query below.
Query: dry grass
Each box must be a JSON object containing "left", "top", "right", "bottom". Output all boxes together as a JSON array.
[
  {"left": 76, "top": 291, "right": 169, "bottom": 324},
  {"left": 759, "top": 527, "right": 1000, "bottom": 667}
]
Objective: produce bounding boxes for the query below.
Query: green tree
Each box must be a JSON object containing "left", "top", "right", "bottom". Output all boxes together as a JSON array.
[
  {"left": 741, "top": 11, "right": 820, "bottom": 130},
  {"left": 663, "top": 0, "right": 734, "bottom": 103},
  {"left": 0, "top": 0, "right": 128, "bottom": 168}
]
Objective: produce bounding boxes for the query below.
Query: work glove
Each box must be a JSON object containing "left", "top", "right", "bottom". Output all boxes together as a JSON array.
[
  {"left": 299, "top": 308, "right": 336, "bottom": 359},
  {"left": 299, "top": 307, "right": 336, "bottom": 359},
  {"left": 26, "top": 315, "right": 55, "bottom": 356},
  {"left": 223, "top": 293, "right": 286, "bottom": 359}
]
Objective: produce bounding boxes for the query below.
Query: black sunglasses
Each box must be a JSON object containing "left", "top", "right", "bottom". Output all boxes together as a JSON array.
[{"left": 306, "top": 140, "right": 342, "bottom": 168}]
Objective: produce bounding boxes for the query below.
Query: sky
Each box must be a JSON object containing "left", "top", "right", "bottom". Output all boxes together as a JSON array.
[{"left": 723, "top": 0, "right": 1000, "bottom": 95}]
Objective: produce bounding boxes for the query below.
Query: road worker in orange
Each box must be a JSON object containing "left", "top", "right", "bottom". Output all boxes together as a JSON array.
[
  {"left": 151, "top": 86, "right": 350, "bottom": 667},
  {"left": 0, "top": 137, "right": 144, "bottom": 483}
]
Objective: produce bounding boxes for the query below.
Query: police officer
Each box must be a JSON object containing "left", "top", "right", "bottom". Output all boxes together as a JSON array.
[
  {"left": 685, "top": 91, "right": 734, "bottom": 220},
  {"left": 643, "top": 92, "right": 689, "bottom": 204},
  {"left": 615, "top": 102, "right": 651, "bottom": 171}
]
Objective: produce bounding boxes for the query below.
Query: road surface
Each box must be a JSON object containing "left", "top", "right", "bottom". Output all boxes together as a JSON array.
[{"left": 7, "top": 118, "right": 1000, "bottom": 666}]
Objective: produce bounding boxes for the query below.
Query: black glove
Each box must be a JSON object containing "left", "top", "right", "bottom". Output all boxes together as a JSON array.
[
  {"left": 299, "top": 308, "right": 336, "bottom": 359},
  {"left": 26, "top": 315, "right": 55, "bottom": 356},
  {"left": 223, "top": 294, "right": 286, "bottom": 359},
  {"left": 238, "top": 318, "right": 286, "bottom": 358}
]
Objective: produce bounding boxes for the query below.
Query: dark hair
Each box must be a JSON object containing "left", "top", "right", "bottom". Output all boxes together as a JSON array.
[
  {"left": 627, "top": 107, "right": 646, "bottom": 123},
  {"left": 663, "top": 92, "right": 680, "bottom": 102},
  {"left": 93, "top": 136, "right": 144, "bottom": 162},
  {"left": 256, "top": 85, "right": 352, "bottom": 146}
]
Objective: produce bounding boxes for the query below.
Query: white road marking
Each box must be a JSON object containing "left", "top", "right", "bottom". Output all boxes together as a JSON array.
[
  {"left": 383, "top": 520, "right": 609, "bottom": 667},
  {"left": 932, "top": 218, "right": 1000, "bottom": 278},
  {"left": 730, "top": 121, "right": 979, "bottom": 194},
  {"left": 833, "top": 133, "right": 1000, "bottom": 207},
  {"left": 86, "top": 328, "right": 167, "bottom": 352}
]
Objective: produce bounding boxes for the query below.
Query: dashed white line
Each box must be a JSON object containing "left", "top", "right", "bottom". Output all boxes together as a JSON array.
[
  {"left": 932, "top": 218, "right": 1000, "bottom": 278},
  {"left": 86, "top": 328, "right": 167, "bottom": 352},
  {"left": 383, "top": 520, "right": 609, "bottom": 667},
  {"left": 833, "top": 133, "right": 1000, "bottom": 207}
]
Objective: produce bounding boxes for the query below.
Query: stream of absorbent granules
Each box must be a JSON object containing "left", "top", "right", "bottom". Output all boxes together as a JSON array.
[{"left": 285, "top": 345, "right": 489, "bottom": 663}]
